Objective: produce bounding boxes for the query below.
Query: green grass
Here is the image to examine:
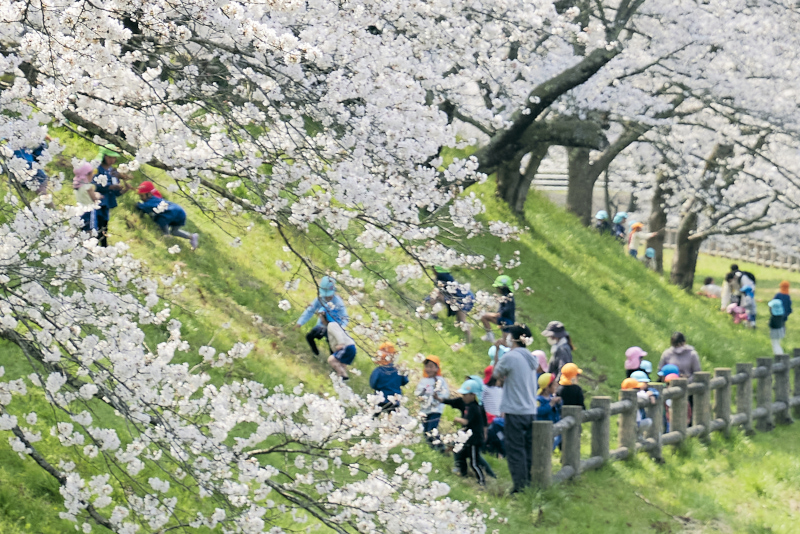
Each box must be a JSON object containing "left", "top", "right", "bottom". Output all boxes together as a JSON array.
[{"left": 2, "top": 134, "right": 800, "bottom": 532}]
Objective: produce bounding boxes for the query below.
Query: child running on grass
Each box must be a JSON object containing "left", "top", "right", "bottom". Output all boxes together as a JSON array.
[
  {"left": 317, "top": 312, "right": 356, "bottom": 380},
  {"left": 135, "top": 181, "right": 199, "bottom": 250}
]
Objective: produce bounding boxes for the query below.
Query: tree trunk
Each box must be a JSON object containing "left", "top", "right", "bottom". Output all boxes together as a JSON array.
[
  {"left": 670, "top": 211, "right": 704, "bottom": 290},
  {"left": 496, "top": 146, "right": 548, "bottom": 214},
  {"left": 567, "top": 148, "right": 596, "bottom": 226},
  {"left": 647, "top": 171, "right": 670, "bottom": 273}
]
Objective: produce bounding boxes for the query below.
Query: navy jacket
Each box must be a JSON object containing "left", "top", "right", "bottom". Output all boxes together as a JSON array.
[
  {"left": 774, "top": 293, "right": 793, "bottom": 321},
  {"left": 369, "top": 365, "right": 408, "bottom": 400},
  {"left": 137, "top": 197, "right": 187, "bottom": 227}
]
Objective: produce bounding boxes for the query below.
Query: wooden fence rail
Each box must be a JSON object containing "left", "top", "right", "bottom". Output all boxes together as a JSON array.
[{"left": 531, "top": 350, "right": 800, "bottom": 489}]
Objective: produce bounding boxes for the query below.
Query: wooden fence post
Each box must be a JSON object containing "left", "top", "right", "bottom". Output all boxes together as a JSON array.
[
  {"left": 531, "top": 420, "right": 553, "bottom": 489},
  {"left": 671, "top": 378, "right": 688, "bottom": 441},
  {"left": 562, "top": 406, "right": 582, "bottom": 477},
  {"left": 647, "top": 383, "right": 663, "bottom": 461},
  {"left": 794, "top": 349, "right": 800, "bottom": 420},
  {"left": 736, "top": 362, "right": 754, "bottom": 434},
  {"left": 693, "top": 372, "right": 711, "bottom": 441},
  {"left": 619, "top": 389, "right": 638, "bottom": 458},
  {"left": 774, "top": 354, "right": 793, "bottom": 425},
  {"left": 590, "top": 396, "right": 611, "bottom": 462},
  {"left": 755, "top": 357, "right": 774, "bottom": 432},
  {"left": 714, "top": 368, "right": 732, "bottom": 438}
]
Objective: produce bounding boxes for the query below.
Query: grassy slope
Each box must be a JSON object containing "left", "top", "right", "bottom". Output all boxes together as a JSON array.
[{"left": 1, "top": 136, "right": 799, "bottom": 532}]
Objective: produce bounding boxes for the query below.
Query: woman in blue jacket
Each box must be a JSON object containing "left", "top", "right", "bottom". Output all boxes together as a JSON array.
[{"left": 136, "top": 181, "right": 199, "bottom": 249}]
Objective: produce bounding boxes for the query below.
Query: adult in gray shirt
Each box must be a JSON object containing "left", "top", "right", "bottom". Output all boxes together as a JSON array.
[{"left": 492, "top": 324, "right": 538, "bottom": 494}]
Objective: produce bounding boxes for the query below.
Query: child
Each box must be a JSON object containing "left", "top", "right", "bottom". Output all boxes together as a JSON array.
[
  {"left": 369, "top": 342, "right": 409, "bottom": 415},
  {"left": 532, "top": 350, "right": 548, "bottom": 375},
  {"left": 726, "top": 302, "right": 748, "bottom": 325},
  {"left": 639, "top": 359, "right": 653, "bottom": 381},
  {"left": 536, "top": 373, "right": 562, "bottom": 450},
  {"left": 698, "top": 277, "right": 722, "bottom": 298},
  {"left": 624, "top": 346, "right": 647, "bottom": 378},
  {"left": 595, "top": 210, "right": 611, "bottom": 234},
  {"left": 318, "top": 312, "right": 356, "bottom": 380},
  {"left": 641, "top": 247, "right": 656, "bottom": 270},
  {"left": 430, "top": 267, "right": 474, "bottom": 343},
  {"left": 72, "top": 161, "right": 103, "bottom": 235},
  {"left": 480, "top": 275, "right": 515, "bottom": 342},
  {"left": 556, "top": 363, "right": 584, "bottom": 409},
  {"left": 741, "top": 286, "right": 756, "bottom": 328},
  {"left": 135, "top": 181, "right": 200, "bottom": 250},
  {"left": 613, "top": 212, "right": 628, "bottom": 242},
  {"left": 774, "top": 281, "right": 793, "bottom": 324},
  {"left": 93, "top": 144, "right": 132, "bottom": 247},
  {"left": 414, "top": 355, "right": 449, "bottom": 448},
  {"left": 444, "top": 379, "right": 487, "bottom": 486},
  {"left": 482, "top": 365, "right": 503, "bottom": 424},
  {"left": 622, "top": 376, "right": 654, "bottom": 438},
  {"left": 768, "top": 299, "right": 786, "bottom": 355},
  {"left": 295, "top": 276, "right": 348, "bottom": 356},
  {"left": 484, "top": 416, "right": 505, "bottom": 458},
  {"left": 661, "top": 372, "right": 683, "bottom": 433},
  {"left": 626, "top": 222, "right": 660, "bottom": 258}
]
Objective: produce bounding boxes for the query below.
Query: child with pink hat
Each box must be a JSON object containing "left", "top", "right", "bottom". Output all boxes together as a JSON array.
[
  {"left": 72, "top": 161, "right": 103, "bottom": 235},
  {"left": 624, "top": 346, "right": 647, "bottom": 378}
]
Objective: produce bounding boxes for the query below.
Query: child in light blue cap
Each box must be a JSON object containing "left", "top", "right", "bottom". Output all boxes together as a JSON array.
[{"left": 443, "top": 379, "right": 488, "bottom": 485}]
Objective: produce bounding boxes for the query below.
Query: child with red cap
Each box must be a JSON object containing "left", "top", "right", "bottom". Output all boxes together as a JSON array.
[{"left": 136, "top": 181, "right": 199, "bottom": 250}]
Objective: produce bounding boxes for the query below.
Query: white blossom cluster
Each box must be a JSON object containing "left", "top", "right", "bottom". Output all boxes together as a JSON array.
[{"left": 0, "top": 204, "right": 487, "bottom": 532}]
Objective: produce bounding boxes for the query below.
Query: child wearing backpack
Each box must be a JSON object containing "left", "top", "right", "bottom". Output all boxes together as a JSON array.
[{"left": 769, "top": 299, "right": 786, "bottom": 355}]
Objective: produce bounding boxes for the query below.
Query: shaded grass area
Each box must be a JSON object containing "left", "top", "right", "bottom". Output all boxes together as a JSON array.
[{"left": 1, "top": 135, "right": 799, "bottom": 532}]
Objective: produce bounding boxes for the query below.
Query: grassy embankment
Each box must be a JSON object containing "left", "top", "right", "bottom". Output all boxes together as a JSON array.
[{"left": 1, "top": 132, "right": 800, "bottom": 533}]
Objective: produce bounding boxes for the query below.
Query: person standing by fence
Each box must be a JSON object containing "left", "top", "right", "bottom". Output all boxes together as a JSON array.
[{"left": 491, "top": 324, "right": 537, "bottom": 495}]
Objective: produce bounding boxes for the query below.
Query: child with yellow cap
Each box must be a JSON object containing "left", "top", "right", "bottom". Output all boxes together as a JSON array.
[
  {"left": 536, "top": 373, "right": 562, "bottom": 450},
  {"left": 414, "top": 355, "right": 449, "bottom": 448},
  {"left": 556, "top": 363, "right": 585, "bottom": 409},
  {"left": 622, "top": 375, "right": 655, "bottom": 438}
]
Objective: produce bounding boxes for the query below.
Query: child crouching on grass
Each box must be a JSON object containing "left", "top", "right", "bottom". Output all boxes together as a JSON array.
[
  {"left": 318, "top": 312, "right": 356, "bottom": 380},
  {"left": 444, "top": 378, "right": 487, "bottom": 486},
  {"left": 136, "top": 181, "right": 200, "bottom": 250}
]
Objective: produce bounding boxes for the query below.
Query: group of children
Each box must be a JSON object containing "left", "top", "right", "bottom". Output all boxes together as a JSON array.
[
  {"left": 594, "top": 210, "right": 660, "bottom": 266},
  {"left": 70, "top": 144, "right": 200, "bottom": 249}
]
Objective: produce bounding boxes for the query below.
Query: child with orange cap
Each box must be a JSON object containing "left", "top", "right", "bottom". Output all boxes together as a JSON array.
[
  {"left": 774, "top": 281, "right": 792, "bottom": 323},
  {"left": 622, "top": 376, "right": 653, "bottom": 437},
  {"left": 369, "top": 343, "right": 409, "bottom": 415},
  {"left": 415, "top": 355, "right": 449, "bottom": 447},
  {"left": 626, "top": 222, "right": 661, "bottom": 258},
  {"left": 136, "top": 181, "right": 199, "bottom": 250},
  {"left": 556, "top": 363, "right": 585, "bottom": 409}
]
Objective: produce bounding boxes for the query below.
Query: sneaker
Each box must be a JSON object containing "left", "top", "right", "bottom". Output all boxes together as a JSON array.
[
  {"left": 481, "top": 331, "right": 495, "bottom": 343},
  {"left": 342, "top": 376, "right": 349, "bottom": 381},
  {"left": 190, "top": 233, "right": 199, "bottom": 250}
]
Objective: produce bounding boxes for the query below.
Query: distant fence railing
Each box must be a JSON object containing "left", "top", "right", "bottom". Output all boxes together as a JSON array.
[
  {"left": 661, "top": 230, "right": 799, "bottom": 271},
  {"left": 532, "top": 352, "right": 800, "bottom": 489}
]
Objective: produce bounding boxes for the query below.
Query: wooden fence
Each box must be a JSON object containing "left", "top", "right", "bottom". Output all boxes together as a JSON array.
[
  {"left": 532, "top": 351, "right": 800, "bottom": 489},
  {"left": 662, "top": 230, "right": 799, "bottom": 271}
]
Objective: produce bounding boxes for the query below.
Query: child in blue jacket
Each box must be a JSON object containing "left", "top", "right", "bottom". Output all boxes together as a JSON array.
[
  {"left": 369, "top": 343, "right": 408, "bottom": 415},
  {"left": 136, "top": 181, "right": 199, "bottom": 250}
]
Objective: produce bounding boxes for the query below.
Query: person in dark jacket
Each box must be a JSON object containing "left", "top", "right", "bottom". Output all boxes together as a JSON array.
[
  {"left": 93, "top": 144, "right": 133, "bottom": 246},
  {"left": 136, "top": 181, "right": 199, "bottom": 250},
  {"left": 542, "top": 321, "right": 574, "bottom": 376},
  {"left": 775, "top": 281, "right": 793, "bottom": 323},
  {"left": 536, "top": 373, "right": 562, "bottom": 450},
  {"left": 431, "top": 266, "right": 474, "bottom": 343},
  {"left": 443, "top": 379, "right": 487, "bottom": 486},
  {"left": 480, "top": 275, "right": 515, "bottom": 342},
  {"left": 369, "top": 343, "right": 409, "bottom": 415},
  {"left": 556, "top": 363, "right": 585, "bottom": 409},
  {"left": 595, "top": 210, "right": 611, "bottom": 234}
]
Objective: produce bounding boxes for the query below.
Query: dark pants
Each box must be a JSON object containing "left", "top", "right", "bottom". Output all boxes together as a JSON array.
[
  {"left": 505, "top": 413, "right": 535, "bottom": 492},
  {"left": 423, "top": 413, "right": 444, "bottom": 452},
  {"left": 97, "top": 206, "right": 110, "bottom": 247},
  {"left": 455, "top": 444, "right": 486, "bottom": 486},
  {"left": 305, "top": 325, "right": 329, "bottom": 356}
]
